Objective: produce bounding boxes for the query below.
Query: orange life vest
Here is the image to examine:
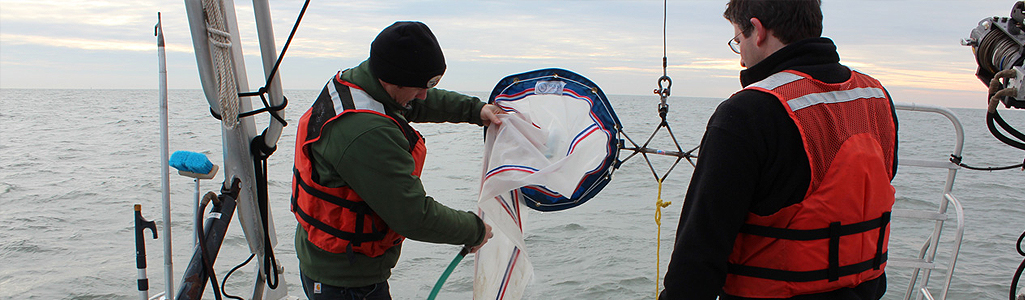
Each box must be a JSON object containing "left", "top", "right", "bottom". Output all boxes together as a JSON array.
[
  {"left": 291, "top": 74, "right": 426, "bottom": 257},
  {"left": 723, "top": 70, "right": 897, "bottom": 298}
]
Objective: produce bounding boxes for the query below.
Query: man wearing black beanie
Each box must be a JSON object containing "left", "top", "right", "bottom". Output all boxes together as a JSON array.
[{"left": 291, "top": 21, "right": 500, "bottom": 299}]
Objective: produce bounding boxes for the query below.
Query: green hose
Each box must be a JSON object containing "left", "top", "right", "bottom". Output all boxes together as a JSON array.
[{"left": 427, "top": 247, "right": 470, "bottom": 300}]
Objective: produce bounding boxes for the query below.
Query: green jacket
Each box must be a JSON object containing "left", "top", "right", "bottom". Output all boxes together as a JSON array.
[{"left": 296, "top": 60, "right": 487, "bottom": 287}]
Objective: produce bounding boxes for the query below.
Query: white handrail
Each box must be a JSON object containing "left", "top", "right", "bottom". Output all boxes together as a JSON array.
[
  {"left": 938, "top": 193, "right": 965, "bottom": 300},
  {"left": 890, "top": 102, "right": 966, "bottom": 300}
]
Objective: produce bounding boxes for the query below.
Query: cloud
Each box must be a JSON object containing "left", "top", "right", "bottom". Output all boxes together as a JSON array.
[
  {"left": 839, "top": 43, "right": 984, "bottom": 92},
  {"left": 0, "top": 0, "right": 1009, "bottom": 109},
  {"left": 1, "top": 33, "right": 193, "bottom": 53},
  {"left": 0, "top": 0, "right": 160, "bottom": 27}
]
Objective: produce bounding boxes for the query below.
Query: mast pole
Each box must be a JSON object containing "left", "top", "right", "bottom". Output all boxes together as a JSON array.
[
  {"left": 252, "top": 0, "right": 285, "bottom": 147},
  {"left": 156, "top": 12, "right": 175, "bottom": 300}
]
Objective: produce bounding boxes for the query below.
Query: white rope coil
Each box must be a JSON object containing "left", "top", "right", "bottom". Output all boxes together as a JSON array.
[{"left": 203, "top": 0, "right": 239, "bottom": 129}]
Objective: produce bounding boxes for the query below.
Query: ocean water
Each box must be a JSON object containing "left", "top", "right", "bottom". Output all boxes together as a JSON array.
[{"left": 0, "top": 88, "right": 1022, "bottom": 300}]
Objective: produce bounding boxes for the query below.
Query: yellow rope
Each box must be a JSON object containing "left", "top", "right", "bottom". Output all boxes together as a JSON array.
[{"left": 654, "top": 178, "right": 672, "bottom": 298}]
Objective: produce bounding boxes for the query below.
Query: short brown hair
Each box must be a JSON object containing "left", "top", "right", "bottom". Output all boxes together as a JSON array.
[{"left": 724, "top": 0, "right": 823, "bottom": 44}]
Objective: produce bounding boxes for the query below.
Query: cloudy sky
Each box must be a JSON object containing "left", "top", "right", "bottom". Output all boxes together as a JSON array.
[{"left": 0, "top": 0, "right": 1016, "bottom": 109}]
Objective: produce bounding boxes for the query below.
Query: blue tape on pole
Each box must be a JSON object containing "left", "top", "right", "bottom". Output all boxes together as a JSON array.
[{"left": 169, "top": 151, "right": 213, "bottom": 174}]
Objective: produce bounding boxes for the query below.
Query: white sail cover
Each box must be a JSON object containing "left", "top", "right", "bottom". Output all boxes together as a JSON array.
[{"left": 474, "top": 69, "right": 621, "bottom": 299}]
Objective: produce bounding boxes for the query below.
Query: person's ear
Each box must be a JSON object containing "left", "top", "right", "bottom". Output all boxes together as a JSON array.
[{"left": 749, "top": 17, "right": 768, "bottom": 47}]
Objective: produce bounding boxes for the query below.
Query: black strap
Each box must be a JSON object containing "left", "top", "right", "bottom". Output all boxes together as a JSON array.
[
  {"left": 292, "top": 197, "right": 386, "bottom": 244},
  {"left": 828, "top": 222, "right": 841, "bottom": 282},
  {"left": 207, "top": 95, "right": 289, "bottom": 126},
  {"left": 727, "top": 252, "right": 887, "bottom": 282},
  {"left": 739, "top": 214, "right": 890, "bottom": 241},
  {"left": 395, "top": 117, "right": 421, "bottom": 153},
  {"left": 252, "top": 137, "right": 280, "bottom": 289},
  {"left": 352, "top": 210, "right": 366, "bottom": 247},
  {"left": 294, "top": 168, "right": 362, "bottom": 210},
  {"left": 732, "top": 213, "right": 892, "bottom": 282},
  {"left": 221, "top": 0, "right": 311, "bottom": 127},
  {"left": 292, "top": 168, "right": 387, "bottom": 244},
  {"left": 333, "top": 79, "right": 356, "bottom": 111},
  {"left": 346, "top": 243, "right": 356, "bottom": 265},
  {"left": 873, "top": 212, "right": 890, "bottom": 269}
]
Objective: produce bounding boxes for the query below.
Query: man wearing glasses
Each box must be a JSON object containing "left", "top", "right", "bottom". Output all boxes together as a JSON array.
[{"left": 660, "top": 1, "right": 898, "bottom": 299}]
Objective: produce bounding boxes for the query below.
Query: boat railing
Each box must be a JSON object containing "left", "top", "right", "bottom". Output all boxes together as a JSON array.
[{"left": 887, "top": 102, "right": 966, "bottom": 300}]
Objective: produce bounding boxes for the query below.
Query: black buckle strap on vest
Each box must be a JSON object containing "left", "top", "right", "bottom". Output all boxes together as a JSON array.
[
  {"left": 828, "top": 222, "right": 841, "bottom": 282},
  {"left": 292, "top": 168, "right": 388, "bottom": 244},
  {"left": 295, "top": 168, "right": 358, "bottom": 210},
  {"left": 738, "top": 214, "right": 890, "bottom": 241},
  {"left": 733, "top": 213, "right": 892, "bottom": 282},
  {"left": 727, "top": 252, "right": 887, "bottom": 283},
  {"left": 292, "top": 197, "right": 385, "bottom": 244},
  {"left": 352, "top": 209, "right": 366, "bottom": 247},
  {"left": 873, "top": 212, "right": 891, "bottom": 270}
]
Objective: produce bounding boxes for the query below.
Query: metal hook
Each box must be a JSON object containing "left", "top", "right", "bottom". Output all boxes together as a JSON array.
[
  {"left": 654, "top": 75, "right": 672, "bottom": 99},
  {"left": 654, "top": 75, "right": 672, "bottom": 121}
]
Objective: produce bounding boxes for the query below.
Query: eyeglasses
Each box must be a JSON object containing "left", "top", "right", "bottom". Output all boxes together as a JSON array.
[{"left": 728, "top": 32, "right": 742, "bottom": 54}]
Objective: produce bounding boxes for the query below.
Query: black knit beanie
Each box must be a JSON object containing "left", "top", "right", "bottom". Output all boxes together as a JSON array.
[{"left": 369, "top": 21, "right": 446, "bottom": 88}]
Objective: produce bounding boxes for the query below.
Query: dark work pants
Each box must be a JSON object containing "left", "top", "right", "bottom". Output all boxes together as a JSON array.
[{"left": 300, "top": 272, "right": 391, "bottom": 300}]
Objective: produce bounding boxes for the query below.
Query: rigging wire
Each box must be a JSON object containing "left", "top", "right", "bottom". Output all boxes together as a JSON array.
[
  {"left": 602, "top": 0, "right": 706, "bottom": 297},
  {"left": 652, "top": 1, "right": 672, "bottom": 295},
  {"left": 234, "top": 0, "right": 313, "bottom": 128},
  {"left": 662, "top": 0, "right": 667, "bottom": 76}
]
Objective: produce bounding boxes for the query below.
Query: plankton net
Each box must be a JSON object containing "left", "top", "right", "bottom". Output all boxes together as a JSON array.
[{"left": 473, "top": 68, "right": 622, "bottom": 299}]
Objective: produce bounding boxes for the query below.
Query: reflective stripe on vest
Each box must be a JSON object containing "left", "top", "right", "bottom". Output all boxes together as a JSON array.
[
  {"left": 290, "top": 73, "right": 425, "bottom": 257},
  {"left": 723, "top": 70, "right": 897, "bottom": 298}
]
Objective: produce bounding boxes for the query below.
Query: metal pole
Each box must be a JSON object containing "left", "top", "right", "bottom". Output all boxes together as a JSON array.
[
  {"left": 622, "top": 146, "right": 692, "bottom": 158},
  {"left": 156, "top": 12, "right": 175, "bottom": 300},
  {"left": 251, "top": 0, "right": 285, "bottom": 147},
  {"left": 194, "top": 179, "right": 200, "bottom": 248},
  {"left": 182, "top": 0, "right": 218, "bottom": 109}
]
